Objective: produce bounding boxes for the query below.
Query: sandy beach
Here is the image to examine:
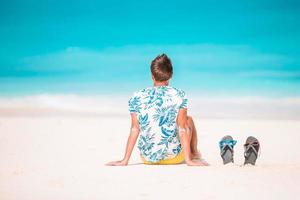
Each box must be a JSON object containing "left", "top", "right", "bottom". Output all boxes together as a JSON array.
[
  {"left": 1, "top": 0, "right": 300, "bottom": 199},
  {"left": 0, "top": 95, "right": 300, "bottom": 200}
]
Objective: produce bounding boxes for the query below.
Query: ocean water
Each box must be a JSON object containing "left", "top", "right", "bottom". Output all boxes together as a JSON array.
[
  {"left": 0, "top": 44, "right": 299, "bottom": 97},
  {"left": 0, "top": 45, "right": 300, "bottom": 119},
  {"left": 1, "top": 1, "right": 300, "bottom": 98}
]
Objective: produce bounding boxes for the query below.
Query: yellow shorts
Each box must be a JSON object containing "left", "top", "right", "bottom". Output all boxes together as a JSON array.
[{"left": 141, "top": 151, "right": 185, "bottom": 165}]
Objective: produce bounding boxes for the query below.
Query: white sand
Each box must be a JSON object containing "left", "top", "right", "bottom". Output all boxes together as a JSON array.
[{"left": 0, "top": 95, "right": 300, "bottom": 199}]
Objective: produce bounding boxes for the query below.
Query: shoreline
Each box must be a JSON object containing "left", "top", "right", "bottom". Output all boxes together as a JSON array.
[{"left": 0, "top": 94, "right": 299, "bottom": 120}]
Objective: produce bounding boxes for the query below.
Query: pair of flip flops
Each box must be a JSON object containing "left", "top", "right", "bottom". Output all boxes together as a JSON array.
[{"left": 219, "top": 135, "right": 260, "bottom": 165}]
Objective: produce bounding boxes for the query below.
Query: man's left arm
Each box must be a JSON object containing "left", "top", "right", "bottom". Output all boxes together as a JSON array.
[{"left": 106, "top": 113, "right": 140, "bottom": 166}]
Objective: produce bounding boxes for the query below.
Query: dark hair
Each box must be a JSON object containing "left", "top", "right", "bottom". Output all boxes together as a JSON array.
[{"left": 150, "top": 54, "right": 173, "bottom": 82}]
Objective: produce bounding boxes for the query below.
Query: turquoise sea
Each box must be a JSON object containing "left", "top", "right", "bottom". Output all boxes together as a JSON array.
[
  {"left": 1, "top": 44, "right": 299, "bottom": 97},
  {"left": 0, "top": 0, "right": 299, "bottom": 97}
]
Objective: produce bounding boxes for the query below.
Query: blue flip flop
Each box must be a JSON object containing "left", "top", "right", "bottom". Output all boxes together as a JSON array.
[{"left": 219, "top": 135, "right": 237, "bottom": 165}]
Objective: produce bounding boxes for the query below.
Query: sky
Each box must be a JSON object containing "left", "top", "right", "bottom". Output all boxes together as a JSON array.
[{"left": 0, "top": 0, "right": 300, "bottom": 96}]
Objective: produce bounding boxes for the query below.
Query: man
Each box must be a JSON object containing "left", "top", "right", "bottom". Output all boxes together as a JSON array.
[{"left": 107, "top": 54, "right": 208, "bottom": 166}]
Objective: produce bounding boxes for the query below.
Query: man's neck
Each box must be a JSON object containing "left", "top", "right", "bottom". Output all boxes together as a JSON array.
[{"left": 153, "top": 81, "right": 169, "bottom": 87}]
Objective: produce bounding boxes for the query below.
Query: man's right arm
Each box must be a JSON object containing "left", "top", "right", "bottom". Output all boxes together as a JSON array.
[
  {"left": 177, "top": 108, "right": 193, "bottom": 163},
  {"left": 177, "top": 109, "right": 207, "bottom": 166}
]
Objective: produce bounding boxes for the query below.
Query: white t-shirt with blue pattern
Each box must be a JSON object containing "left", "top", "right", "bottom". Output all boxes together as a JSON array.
[{"left": 128, "top": 86, "right": 188, "bottom": 162}]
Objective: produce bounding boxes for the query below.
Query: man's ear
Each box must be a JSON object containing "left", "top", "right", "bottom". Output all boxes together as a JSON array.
[{"left": 151, "top": 75, "right": 155, "bottom": 81}]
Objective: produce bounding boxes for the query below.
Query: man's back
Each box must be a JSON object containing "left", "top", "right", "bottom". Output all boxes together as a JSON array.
[
  {"left": 107, "top": 54, "right": 207, "bottom": 166},
  {"left": 129, "top": 85, "right": 188, "bottom": 162}
]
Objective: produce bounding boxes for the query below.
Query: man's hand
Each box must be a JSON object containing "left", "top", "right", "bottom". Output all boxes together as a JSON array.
[{"left": 106, "top": 160, "right": 128, "bottom": 166}]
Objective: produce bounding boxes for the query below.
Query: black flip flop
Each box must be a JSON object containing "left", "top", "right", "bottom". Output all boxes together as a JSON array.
[
  {"left": 244, "top": 136, "right": 260, "bottom": 165},
  {"left": 219, "top": 135, "right": 237, "bottom": 165}
]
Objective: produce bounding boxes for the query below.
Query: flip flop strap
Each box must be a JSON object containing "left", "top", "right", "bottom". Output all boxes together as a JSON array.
[
  {"left": 244, "top": 144, "right": 258, "bottom": 157},
  {"left": 219, "top": 140, "right": 237, "bottom": 155},
  {"left": 220, "top": 145, "right": 232, "bottom": 156},
  {"left": 219, "top": 140, "right": 237, "bottom": 150}
]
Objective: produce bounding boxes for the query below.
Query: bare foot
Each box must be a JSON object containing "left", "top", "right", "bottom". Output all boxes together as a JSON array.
[
  {"left": 191, "top": 151, "right": 202, "bottom": 160},
  {"left": 186, "top": 160, "right": 209, "bottom": 166},
  {"left": 198, "top": 159, "right": 209, "bottom": 166}
]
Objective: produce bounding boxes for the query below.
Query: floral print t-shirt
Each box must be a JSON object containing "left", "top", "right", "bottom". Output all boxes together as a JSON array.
[{"left": 128, "top": 86, "right": 188, "bottom": 162}]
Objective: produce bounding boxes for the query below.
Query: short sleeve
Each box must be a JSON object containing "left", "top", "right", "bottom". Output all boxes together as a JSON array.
[
  {"left": 128, "top": 93, "right": 140, "bottom": 113},
  {"left": 179, "top": 91, "right": 188, "bottom": 109}
]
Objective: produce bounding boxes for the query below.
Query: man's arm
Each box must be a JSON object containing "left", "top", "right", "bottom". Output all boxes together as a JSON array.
[
  {"left": 177, "top": 108, "right": 207, "bottom": 166},
  {"left": 177, "top": 108, "right": 193, "bottom": 163},
  {"left": 106, "top": 113, "right": 140, "bottom": 166}
]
